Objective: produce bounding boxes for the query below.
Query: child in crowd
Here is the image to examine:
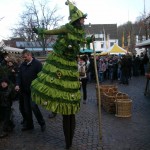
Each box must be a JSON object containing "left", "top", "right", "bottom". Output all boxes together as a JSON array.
[{"left": 0, "top": 77, "right": 15, "bottom": 138}]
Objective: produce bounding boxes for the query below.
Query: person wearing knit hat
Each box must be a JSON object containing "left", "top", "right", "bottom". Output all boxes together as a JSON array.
[
  {"left": 0, "top": 77, "right": 10, "bottom": 85},
  {"left": 32, "top": 1, "right": 94, "bottom": 149}
]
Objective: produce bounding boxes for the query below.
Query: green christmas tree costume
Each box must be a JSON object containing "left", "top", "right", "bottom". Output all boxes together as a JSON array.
[
  {"left": 31, "top": 23, "right": 91, "bottom": 115},
  {"left": 31, "top": 0, "right": 92, "bottom": 115}
]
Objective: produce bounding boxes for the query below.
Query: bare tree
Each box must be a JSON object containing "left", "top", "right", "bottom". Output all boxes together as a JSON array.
[
  {"left": 118, "top": 11, "right": 150, "bottom": 54},
  {"left": 11, "top": 0, "right": 64, "bottom": 52},
  {"left": 136, "top": 15, "right": 150, "bottom": 40},
  {"left": 117, "top": 21, "right": 136, "bottom": 54},
  {"left": 134, "top": 12, "right": 150, "bottom": 53}
]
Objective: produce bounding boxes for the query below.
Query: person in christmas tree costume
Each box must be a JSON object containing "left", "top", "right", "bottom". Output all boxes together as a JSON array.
[{"left": 31, "top": 0, "right": 93, "bottom": 149}]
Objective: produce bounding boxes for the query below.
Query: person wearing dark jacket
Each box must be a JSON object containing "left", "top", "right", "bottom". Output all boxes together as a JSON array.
[
  {"left": 142, "top": 53, "right": 149, "bottom": 74},
  {"left": 0, "top": 77, "right": 15, "bottom": 138},
  {"left": 15, "top": 50, "right": 45, "bottom": 132},
  {"left": 120, "top": 55, "right": 130, "bottom": 84}
]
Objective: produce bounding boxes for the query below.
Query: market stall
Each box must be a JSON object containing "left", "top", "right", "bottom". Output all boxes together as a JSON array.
[{"left": 107, "top": 43, "right": 127, "bottom": 55}]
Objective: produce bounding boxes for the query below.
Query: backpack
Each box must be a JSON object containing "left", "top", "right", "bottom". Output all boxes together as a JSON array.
[{"left": 78, "top": 62, "right": 86, "bottom": 77}]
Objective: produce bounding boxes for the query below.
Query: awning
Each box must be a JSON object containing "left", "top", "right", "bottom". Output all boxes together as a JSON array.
[
  {"left": 80, "top": 49, "right": 93, "bottom": 53},
  {"left": 3, "top": 46, "right": 23, "bottom": 53},
  {"left": 136, "top": 39, "right": 150, "bottom": 48},
  {"left": 99, "top": 52, "right": 108, "bottom": 56},
  {"left": 106, "top": 44, "right": 127, "bottom": 55},
  {"left": 0, "top": 40, "right": 23, "bottom": 54},
  {"left": 108, "top": 44, "right": 127, "bottom": 54}
]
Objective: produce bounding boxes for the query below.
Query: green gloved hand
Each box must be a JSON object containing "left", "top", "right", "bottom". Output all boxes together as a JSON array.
[
  {"left": 32, "top": 27, "right": 38, "bottom": 34},
  {"left": 91, "top": 34, "right": 95, "bottom": 41},
  {"left": 32, "top": 27, "right": 45, "bottom": 39}
]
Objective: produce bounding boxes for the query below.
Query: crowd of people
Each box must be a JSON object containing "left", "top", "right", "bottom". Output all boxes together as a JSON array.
[
  {"left": 0, "top": 50, "right": 149, "bottom": 143},
  {"left": 0, "top": 51, "right": 149, "bottom": 132},
  {"left": 82, "top": 52, "right": 150, "bottom": 85},
  {"left": 0, "top": 51, "right": 46, "bottom": 138},
  {"left": 0, "top": 53, "right": 20, "bottom": 138}
]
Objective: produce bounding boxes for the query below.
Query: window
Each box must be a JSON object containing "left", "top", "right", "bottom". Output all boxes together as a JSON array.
[
  {"left": 142, "top": 36, "right": 146, "bottom": 41},
  {"left": 95, "top": 34, "right": 99, "bottom": 38},
  {"left": 110, "top": 42, "right": 114, "bottom": 47}
]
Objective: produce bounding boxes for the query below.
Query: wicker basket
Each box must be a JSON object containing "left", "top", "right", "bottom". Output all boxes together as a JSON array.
[
  {"left": 96, "top": 85, "right": 118, "bottom": 106},
  {"left": 115, "top": 95, "right": 132, "bottom": 118},
  {"left": 102, "top": 90, "right": 118, "bottom": 114},
  {"left": 102, "top": 91, "right": 129, "bottom": 114},
  {"left": 115, "top": 92, "right": 129, "bottom": 100}
]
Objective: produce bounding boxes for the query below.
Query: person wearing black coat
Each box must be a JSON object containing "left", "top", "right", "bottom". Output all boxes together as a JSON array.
[
  {"left": 120, "top": 55, "right": 130, "bottom": 84},
  {"left": 15, "top": 50, "right": 46, "bottom": 132},
  {"left": 132, "top": 55, "right": 140, "bottom": 76},
  {"left": 142, "top": 53, "right": 149, "bottom": 74},
  {"left": 0, "top": 77, "right": 15, "bottom": 138}
]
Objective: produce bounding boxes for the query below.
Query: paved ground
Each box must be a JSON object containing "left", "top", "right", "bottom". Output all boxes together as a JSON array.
[{"left": 0, "top": 76, "right": 150, "bottom": 150}]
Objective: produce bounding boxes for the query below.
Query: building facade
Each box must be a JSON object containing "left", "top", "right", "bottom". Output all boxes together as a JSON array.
[
  {"left": 1, "top": 24, "right": 118, "bottom": 54},
  {"left": 84, "top": 24, "right": 118, "bottom": 52}
]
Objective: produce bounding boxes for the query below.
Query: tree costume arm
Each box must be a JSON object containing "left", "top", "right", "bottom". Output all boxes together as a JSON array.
[
  {"left": 33, "top": 26, "right": 68, "bottom": 37},
  {"left": 44, "top": 26, "right": 68, "bottom": 35}
]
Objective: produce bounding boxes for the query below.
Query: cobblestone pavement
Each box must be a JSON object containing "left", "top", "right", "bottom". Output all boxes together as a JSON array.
[{"left": 0, "top": 76, "right": 150, "bottom": 150}]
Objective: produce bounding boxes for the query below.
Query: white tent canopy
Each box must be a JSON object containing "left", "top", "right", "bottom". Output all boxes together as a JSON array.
[
  {"left": 0, "top": 40, "right": 5, "bottom": 49},
  {"left": 136, "top": 39, "right": 150, "bottom": 47},
  {"left": 0, "top": 40, "right": 23, "bottom": 53},
  {"left": 3, "top": 46, "right": 23, "bottom": 53}
]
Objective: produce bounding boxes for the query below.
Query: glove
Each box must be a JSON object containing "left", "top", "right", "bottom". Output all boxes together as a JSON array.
[
  {"left": 32, "top": 27, "right": 44, "bottom": 35},
  {"left": 32, "top": 27, "right": 45, "bottom": 39},
  {"left": 32, "top": 27, "right": 38, "bottom": 34}
]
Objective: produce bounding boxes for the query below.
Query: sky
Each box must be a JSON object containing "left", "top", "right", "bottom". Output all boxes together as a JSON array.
[{"left": 0, "top": 0, "right": 149, "bottom": 41}]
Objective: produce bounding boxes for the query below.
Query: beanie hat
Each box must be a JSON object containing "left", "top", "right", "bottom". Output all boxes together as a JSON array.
[
  {"left": 0, "top": 77, "right": 10, "bottom": 84},
  {"left": 65, "top": 0, "right": 87, "bottom": 23}
]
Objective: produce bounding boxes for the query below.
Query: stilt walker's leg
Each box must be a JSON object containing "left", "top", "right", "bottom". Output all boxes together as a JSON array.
[
  {"left": 144, "top": 79, "right": 149, "bottom": 96},
  {"left": 63, "top": 115, "right": 74, "bottom": 149},
  {"left": 70, "top": 114, "right": 75, "bottom": 146}
]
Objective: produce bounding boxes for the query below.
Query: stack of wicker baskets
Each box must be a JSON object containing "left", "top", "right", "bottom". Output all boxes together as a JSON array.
[{"left": 96, "top": 84, "right": 132, "bottom": 117}]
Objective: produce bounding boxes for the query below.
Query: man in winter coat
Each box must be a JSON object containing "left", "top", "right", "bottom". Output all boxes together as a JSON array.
[{"left": 15, "top": 50, "right": 46, "bottom": 132}]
